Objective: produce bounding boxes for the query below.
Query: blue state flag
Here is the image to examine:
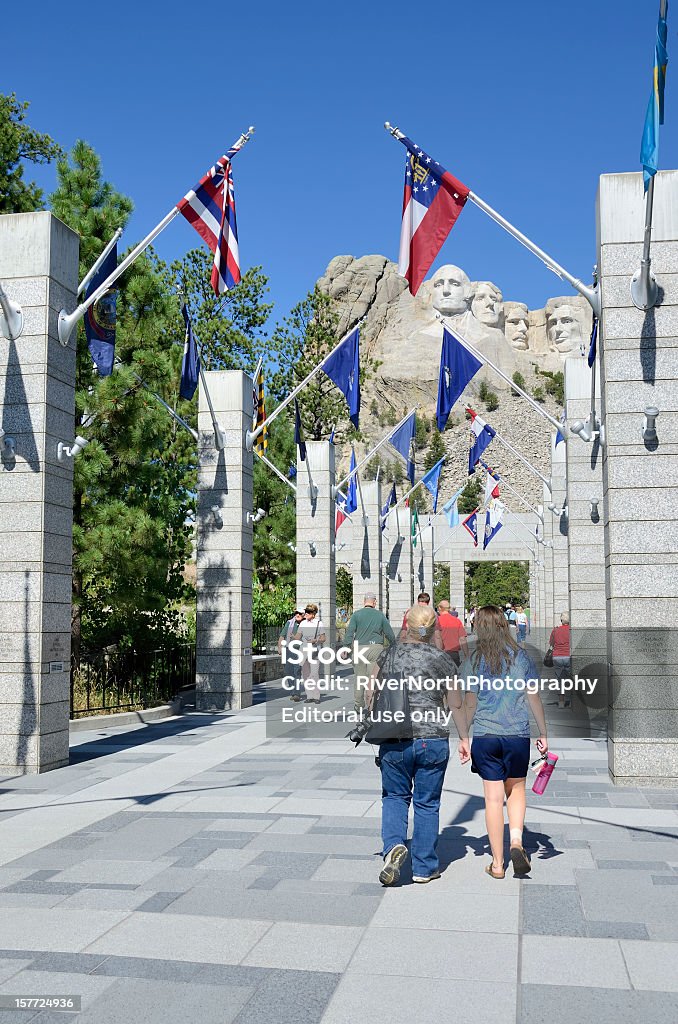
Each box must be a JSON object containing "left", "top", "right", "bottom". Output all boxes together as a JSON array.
[
  {"left": 389, "top": 411, "right": 416, "bottom": 485},
  {"left": 640, "top": 3, "right": 669, "bottom": 190},
  {"left": 294, "top": 399, "right": 307, "bottom": 461},
  {"left": 443, "top": 486, "right": 464, "bottom": 528},
  {"left": 483, "top": 504, "right": 504, "bottom": 550},
  {"left": 180, "top": 304, "right": 200, "bottom": 400},
  {"left": 422, "top": 457, "right": 445, "bottom": 513},
  {"left": 587, "top": 317, "right": 598, "bottom": 369},
  {"left": 462, "top": 509, "right": 478, "bottom": 547},
  {"left": 436, "top": 328, "right": 483, "bottom": 431},
  {"left": 85, "top": 244, "right": 118, "bottom": 377},
  {"left": 380, "top": 482, "right": 397, "bottom": 530},
  {"left": 323, "top": 328, "right": 361, "bottom": 428}
]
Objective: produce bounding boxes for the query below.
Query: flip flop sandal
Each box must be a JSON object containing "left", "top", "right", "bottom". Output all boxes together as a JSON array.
[
  {"left": 485, "top": 865, "right": 505, "bottom": 879},
  {"left": 510, "top": 846, "right": 531, "bottom": 874}
]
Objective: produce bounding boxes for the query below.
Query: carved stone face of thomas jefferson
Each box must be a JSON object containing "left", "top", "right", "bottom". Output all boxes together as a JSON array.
[
  {"left": 431, "top": 265, "right": 471, "bottom": 316},
  {"left": 547, "top": 303, "right": 583, "bottom": 353},
  {"left": 504, "top": 303, "right": 529, "bottom": 350},
  {"left": 471, "top": 282, "right": 503, "bottom": 327}
]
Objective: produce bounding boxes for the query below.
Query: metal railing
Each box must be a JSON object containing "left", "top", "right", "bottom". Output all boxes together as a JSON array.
[
  {"left": 70, "top": 644, "right": 196, "bottom": 718},
  {"left": 252, "top": 622, "right": 287, "bottom": 654}
]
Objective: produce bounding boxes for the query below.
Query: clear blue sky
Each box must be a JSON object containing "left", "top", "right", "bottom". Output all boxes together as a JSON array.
[{"left": 4, "top": 0, "right": 674, "bottom": 324}]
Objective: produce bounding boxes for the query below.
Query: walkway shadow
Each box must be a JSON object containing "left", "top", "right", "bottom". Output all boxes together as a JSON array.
[{"left": 68, "top": 711, "right": 232, "bottom": 763}]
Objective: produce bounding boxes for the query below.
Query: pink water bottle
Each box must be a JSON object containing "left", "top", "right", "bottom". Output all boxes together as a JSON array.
[{"left": 532, "top": 751, "right": 558, "bottom": 795}]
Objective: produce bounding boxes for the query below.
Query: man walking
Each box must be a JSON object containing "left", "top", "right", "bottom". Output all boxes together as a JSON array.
[
  {"left": 437, "top": 601, "right": 469, "bottom": 666},
  {"left": 343, "top": 593, "right": 396, "bottom": 713}
]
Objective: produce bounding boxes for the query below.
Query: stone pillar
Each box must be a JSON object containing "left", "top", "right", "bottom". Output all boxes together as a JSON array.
[
  {"left": 414, "top": 518, "right": 435, "bottom": 597},
  {"left": 449, "top": 559, "right": 465, "bottom": 618},
  {"left": 383, "top": 510, "right": 412, "bottom": 628},
  {"left": 550, "top": 433, "right": 570, "bottom": 625},
  {"left": 296, "top": 442, "right": 336, "bottom": 645},
  {"left": 351, "top": 479, "right": 382, "bottom": 608},
  {"left": 565, "top": 359, "right": 607, "bottom": 718},
  {"left": 598, "top": 169, "right": 678, "bottom": 783},
  {"left": 0, "top": 212, "right": 78, "bottom": 773},
  {"left": 195, "top": 371, "right": 253, "bottom": 711}
]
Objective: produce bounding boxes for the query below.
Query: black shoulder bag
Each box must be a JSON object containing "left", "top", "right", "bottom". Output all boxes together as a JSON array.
[{"left": 364, "top": 647, "right": 413, "bottom": 744}]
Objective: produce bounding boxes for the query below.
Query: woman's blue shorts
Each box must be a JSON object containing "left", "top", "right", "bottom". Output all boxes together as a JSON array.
[{"left": 471, "top": 736, "right": 531, "bottom": 781}]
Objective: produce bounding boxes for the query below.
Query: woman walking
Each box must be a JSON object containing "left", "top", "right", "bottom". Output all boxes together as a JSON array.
[
  {"left": 459, "top": 605, "right": 547, "bottom": 878},
  {"left": 367, "top": 605, "right": 470, "bottom": 886},
  {"left": 294, "top": 603, "right": 326, "bottom": 704},
  {"left": 549, "top": 612, "right": 571, "bottom": 709}
]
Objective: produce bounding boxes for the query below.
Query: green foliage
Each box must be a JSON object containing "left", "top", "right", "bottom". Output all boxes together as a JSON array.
[
  {"left": 0, "top": 92, "right": 61, "bottom": 213},
  {"left": 478, "top": 380, "right": 499, "bottom": 412},
  {"left": 433, "top": 563, "right": 450, "bottom": 607},
  {"left": 252, "top": 576, "right": 296, "bottom": 627},
  {"left": 336, "top": 567, "right": 353, "bottom": 613},
  {"left": 252, "top": 406, "right": 296, "bottom": 593},
  {"left": 172, "top": 247, "right": 271, "bottom": 371},
  {"left": 536, "top": 368, "right": 565, "bottom": 405},
  {"left": 370, "top": 398, "right": 379, "bottom": 417},
  {"left": 268, "top": 288, "right": 371, "bottom": 442},
  {"left": 457, "top": 475, "right": 482, "bottom": 514},
  {"left": 465, "top": 560, "right": 529, "bottom": 610},
  {"left": 533, "top": 386, "right": 545, "bottom": 403},
  {"left": 424, "top": 429, "right": 446, "bottom": 471},
  {"left": 415, "top": 414, "right": 431, "bottom": 449},
  {"left": 50, "top": 141, "right": 270, "bottom": 655},
  {"left": 381, "top": 406, "right": 398, "bottom": 427},
  {"left": 512, "top": 371, "right": 526, "bottom": 391}
]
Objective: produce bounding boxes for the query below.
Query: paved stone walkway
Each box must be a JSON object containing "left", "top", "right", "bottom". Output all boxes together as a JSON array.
[{"left": 0, "top": 690, "right": 677, "bottom": 1023}]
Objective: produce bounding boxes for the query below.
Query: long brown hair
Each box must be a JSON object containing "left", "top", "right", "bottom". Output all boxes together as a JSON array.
[{"left": 472, "top": 605, "right": 519, "bottom": 675}]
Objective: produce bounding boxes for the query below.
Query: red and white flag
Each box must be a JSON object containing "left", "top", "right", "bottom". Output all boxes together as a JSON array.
[{"left": 396, "top": 135, "right": 469, "bottom": 295}]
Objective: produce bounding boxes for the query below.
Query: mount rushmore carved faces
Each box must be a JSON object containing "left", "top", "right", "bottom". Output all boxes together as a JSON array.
[
  {"left": 431, "top": 265, "right": 472, "bottom": 316},
  {"left": 504, "top": 303, "right": 530, "bottom": 350},
  {"left": 471, "top": 282, "right": 503, "bottom": 328},
  {"left": 547, "top": 303, "right": 584, "bottom": 355}
]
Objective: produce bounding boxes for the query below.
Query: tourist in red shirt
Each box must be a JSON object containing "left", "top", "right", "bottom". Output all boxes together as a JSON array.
[
  {"left": 548, "top": 612, "right": 571, "bottom": 709},
  {"left": 437, "top": 601, "right": 469, "bottom": 667}
]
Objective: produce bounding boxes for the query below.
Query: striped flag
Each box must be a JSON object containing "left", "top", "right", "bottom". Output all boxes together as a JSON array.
[
  {"left": 177, "top": 152, "right": 241, "bottom": 296},
  {"left": 396, "top": 136, "right": 470, "bottom": 295},
  {"left": 252, "top": 361, "right": 268, "bottom": 456}
]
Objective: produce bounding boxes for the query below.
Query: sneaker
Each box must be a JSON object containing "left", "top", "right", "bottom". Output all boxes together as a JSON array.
[
  {"left": 289, "top": 694, "right": 303, "bottom": 702},
  {"left": 379, "top": 844, "right": 408, "bottom": 886},
  {"left": 412, "top": 871, "right": 441, "bottom": 884}
]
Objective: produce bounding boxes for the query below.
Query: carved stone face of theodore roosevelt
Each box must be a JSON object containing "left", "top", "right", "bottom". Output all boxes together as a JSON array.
[
  {"left": 504, "top": 303, "right": 529, "bottom": 350},
  {"left": 431, "top": 265, "right": 471, "bottom": 316}
]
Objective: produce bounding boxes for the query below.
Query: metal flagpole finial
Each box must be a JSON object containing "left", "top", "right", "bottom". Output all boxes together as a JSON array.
[{"left": 384, "top": 122, "right": 404, "bottom": 140}]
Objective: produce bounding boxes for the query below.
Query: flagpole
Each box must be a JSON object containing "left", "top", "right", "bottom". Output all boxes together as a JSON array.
[
  {"left": 114, "top": 360, "right": 199, "bottom": 441},
  {"left": 384, "top": 122, "right": 601, "bottom": 318},
  {"left": 197, "top": 355, "right": 225, "bottom": 450},
  {"left": 246, "top": 319, "right": 364, "bottom": 449},
  {"left": 436, "top": 316, "right": 564, "bottom": 435},
  {"left": 255, "top": 450, "right": 297, "bottom": 493},
  {"left": 479, "top": 459, "right": 544, "bottom": 519},
  {"left": 378, "top": 464, "right": 448, "bottom": 528},
  {"left": 502, "top": 520, "right": 537, "bottom": 560},
  {"left": 334, "top": 406, "right": 418, "bottom": 490},
  {"left": 58, "top": 127, "right": 256, "bottom": 347},
  {"left": 78, "top": 228, "right": 124, "bottom": 296},
  {"left": 504, "top": 506, "right": 542, "bottom": 545},
  {"left": 631, "top": 0, "right": 667, "bottom": 311},
  {"left": 468, "top": 407, "right": 551, "bottom": 490}
]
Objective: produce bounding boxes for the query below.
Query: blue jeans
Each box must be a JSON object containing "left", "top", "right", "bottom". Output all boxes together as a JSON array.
[
  {"left": 379, "top": 737, "right": 450, "bottom": 878},
  {"left": 517, "top": 625, "right": 527, "bottom": 642}
]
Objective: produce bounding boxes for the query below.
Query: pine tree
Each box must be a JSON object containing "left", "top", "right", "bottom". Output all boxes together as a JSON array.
[
  {"left": 0, "top": 92, "right": 61, "bottom": 212},
  {"left": 424, "top": 429, "right": 446, "bottom": 471},
  {"left": 457, "top": 475, "right": 482, "bottom": 514}
]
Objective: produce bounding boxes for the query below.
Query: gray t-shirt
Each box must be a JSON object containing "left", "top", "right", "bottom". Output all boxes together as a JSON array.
[{"left": 376, "top": 642, "right": 458, "bottom": 739}]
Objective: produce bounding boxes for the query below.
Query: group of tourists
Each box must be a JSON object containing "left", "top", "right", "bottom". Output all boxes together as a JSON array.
[{"left": 277, "top": 592, "right": 571, "bottom": 884}]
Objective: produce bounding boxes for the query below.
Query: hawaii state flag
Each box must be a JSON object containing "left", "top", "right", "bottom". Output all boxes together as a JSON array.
[
  {"left": 397, "top": 136, "right": 470, "bottom": 295},
  {"left": 468, "top": 409, "right": 496, "bottom": 474},
  {"left": 177, "top": 151, "right": 241, "bottom": 296},
  {"left": 462, "top": 509, "right": 479, "bottom": 547}
]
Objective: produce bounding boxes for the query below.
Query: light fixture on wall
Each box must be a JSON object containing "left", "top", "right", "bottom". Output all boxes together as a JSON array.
[
  {"left": 211, "top": 505, "right": 223, "bottom": 528},
  {"left": 590, "top": 498, "right": 600, "bottom": 521},
  {"left": 548, "top": 502, "right": 568, "bottom": 519},
  {"left": 570, "top": 412, "right": 604, "bottom": 445},
  {"left": 57, "top": 436, "right": 89, "bottom": 461},
  {"left": 287, "top": 542, "right": 297, "bottom": 553},
  {"left": 642, "top": 406, "right": 659, "bottom": 443},
  {"left": 308, "top": 540, "right": 317, "bottom": 557},
  {"left": 0, "top": 282, "right": 24, "bottom": 341},
  {"left": 246, "top": 507, "right": 266, "bottom": 524}
]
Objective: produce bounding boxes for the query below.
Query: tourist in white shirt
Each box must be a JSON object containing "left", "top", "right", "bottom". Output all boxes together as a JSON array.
[{"left": 293, "top": 603, "right": 326, "bottom": 703}]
